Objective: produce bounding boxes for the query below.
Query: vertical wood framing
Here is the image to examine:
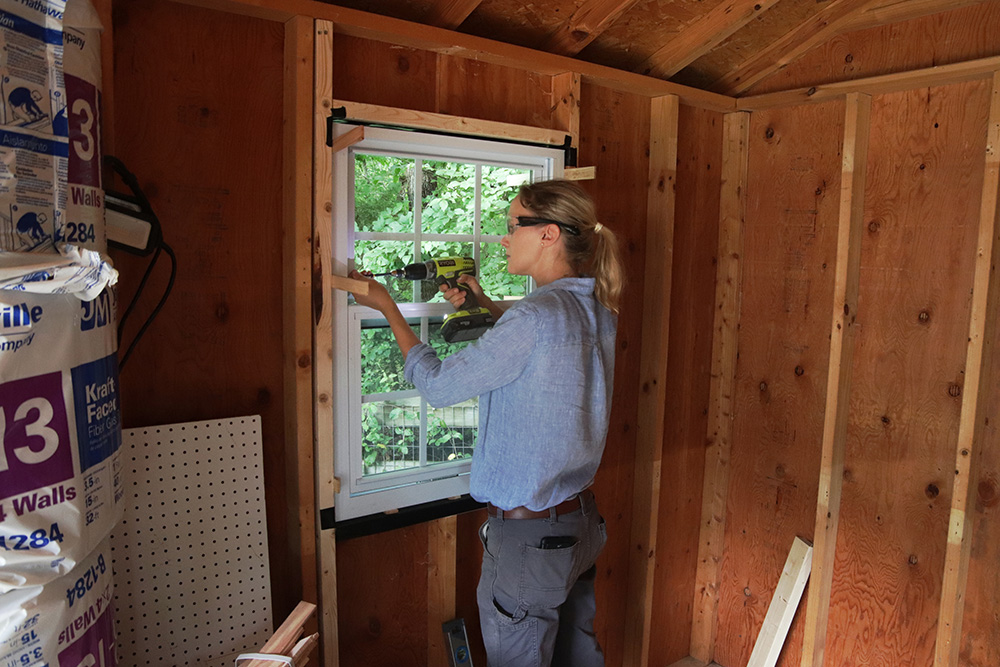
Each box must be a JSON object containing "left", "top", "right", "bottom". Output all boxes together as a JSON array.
[
  {"left": 551, "top": 72, "right": 582, "bottom": 149},
  {"left": 690, "top": 111, "right": 750, "bottom": 664},
  {"left": 934, "top": 70, "right": 1000, "bottom": 667},
  {"left": 623, "top": 94, "right": 680, "bottom": 667},
  {"left": 284, "top": 14, "right": 319, "bottom": 618},
  {"left": 427, "top": 516, "right": 458, "bottom": 665},
  {"left": 800, "top": 92, "right": 871, "bottom": 667},
  {"left": 313, "top": 19, "right": 340, "bottom": 666}
]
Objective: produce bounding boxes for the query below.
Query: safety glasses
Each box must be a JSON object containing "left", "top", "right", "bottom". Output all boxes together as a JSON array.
[{"left": 507, "top": 216, "right": 581, "bottom": 236}]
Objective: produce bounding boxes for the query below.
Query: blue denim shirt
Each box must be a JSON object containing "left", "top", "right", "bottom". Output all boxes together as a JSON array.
[{"left": 404, "top": 277, "right": 617, "bottom": 511}]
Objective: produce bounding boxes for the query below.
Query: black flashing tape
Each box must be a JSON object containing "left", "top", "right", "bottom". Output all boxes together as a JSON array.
[
  {"left": 328, "top": 495, "right": 485, "bottom": 541},
  {"left": 320, "top": 507, "right": 336, "bottom": 531}
]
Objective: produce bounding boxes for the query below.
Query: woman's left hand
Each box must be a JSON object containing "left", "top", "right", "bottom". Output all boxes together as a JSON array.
[{"left": 349, "top": 270, "right": 396, "bottom": 313}]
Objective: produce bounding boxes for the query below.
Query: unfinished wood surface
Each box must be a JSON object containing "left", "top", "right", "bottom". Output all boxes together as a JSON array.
[
  {"left": 93, "top": 0, "right": 114, "bottom": 159},
  {"left": 330, "top": 274, "right": 368, "bottom": 294},
  {"left": 714, "top": 99, "right": 846, "bottom": 667},
  {"left": 959, "top": 81, "right": 1000, "bottom": 664},
  {"left": 842, "top": 0, "right": 996, "bottom": 34},
  {"left": 564, "top": 166, "right": 597, "bottom": 181},
  {"left": 747, "top": 2, "right": 1000, "bottom": 97},
  {"left": 690, "top": 110, "right": 749, "bottom": 664},
  {"left": 824, "top": 80, "right": 991, "bottom": 667},
  {"left": 313, "top": 19, "right": 340, "bottom": 665},
  {"left": 172, "top": 0, "right": 736, "bottom": 110},
  {"left": 336, "top": 526, "right": 430, "bottom": 665},
  {"left": 332, "top": 99, "right": 567, "bottom": 146},
  {"left": 455, "top": 509, "right": 489, "bottom": 665},
  {"left": 747, "top": 537, "right": 813, "bottom": 667},
  {"left": 623, "top": 93, "right": 680, "bottom": 667},
  {"left": 738, "top": 55, "right": 1000, "bottom": 111},
  {"left": 668, "top": 658, "right": 712, "bottom": 667},
  {"left": 551, "top": 72, "right": 582, "bottom": 147},
  {"left": 110, "top": 0, "right": 292, "bottom": 616},
  {"left": 246, "top": 601, "right": 318, "bottom": 667},
  {"left": 648, "top": 104, "right": 725, "bottom": 667},
  {"left": 636, "top": 0, "right": 782, "bottom": 80},
  {"left": 427, "top": 515, "right": 458, "bottom": 667},
  {"left": 422, "top": 0, "right": 482, "bottom": 29},
  {"left": 542, "top": 0, "right": 640, "bottom": 56},
  {"left": 331, "top": 34, "right": 437, "bottom": 112},
  {"left": 284, "top": 14, "right": 319, "bottom": 628},
  {"left": 434, "top": 56, "right": 555, "bottom": 129},
  {"left": 579, "top": 82, "right": 653, "bottom": 667},
  {"left": 713, "top": 0, "right": 883, "bottom": 95},
  {"left": 800, "top": 92, "right": 871, "bottom": 667},
  {"left": 330, "top": 126, "right": 364, "bottom": 154},
  {"left": 934, "top": 71, "right": 1000, "bottom": 667}
]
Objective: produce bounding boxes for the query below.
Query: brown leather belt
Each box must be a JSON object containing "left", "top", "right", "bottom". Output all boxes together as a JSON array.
[{"left": 487, "top": 491, "right": 587, "bottom": 520}]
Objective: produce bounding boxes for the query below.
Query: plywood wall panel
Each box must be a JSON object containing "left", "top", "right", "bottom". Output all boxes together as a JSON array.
[
  {"left": 648, "top": 104, "right": 724, "bottom": 667},
  {"left": 111, "top": 0, "right": 292, "bottom": 617},
  {"left": 435, "top": 57, "right": 555, "bottom": 129},
  {"left": 748, "top": 2, "right": 1000, "bottom": 96},
  {"left": 824, "top": 80, "right": 990, "bottom": 667},
  {"left": 579, "top": 81, "right": 651, "bottom": 667},
  {"left": 332, "top": 34, "right": 438, "bottom": 111},
  {"left": 336, "top": 526, "right": 430, "bottom": 666},
  {"left": 714, "top": 99, "right": 846, "bottom": 667}
]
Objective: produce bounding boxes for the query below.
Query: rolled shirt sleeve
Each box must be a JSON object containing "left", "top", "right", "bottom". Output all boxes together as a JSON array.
[{"left": 403, "top": 303, "right": 538, "bottom": 408}]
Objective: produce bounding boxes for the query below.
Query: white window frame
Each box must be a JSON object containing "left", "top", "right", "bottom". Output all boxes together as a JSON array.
[{"left": 331, "top": 124, "right": 564, "bottom": 520}]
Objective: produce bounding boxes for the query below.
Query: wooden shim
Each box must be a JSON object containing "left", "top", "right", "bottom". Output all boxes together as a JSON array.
[
  {"left": 427, "top": 515, "right": 458, "bottom": 666},
  {"left": 291, "top": 633, "right": 320, "bottom": 666},
  {"left": 636, "top": 0, "right": 782, "bottom": 80},
  {"left": 690, "top": 111, "right": 750, "bottom": 663},
  {"left": 330, "top": 274, "right": 368, "bottom": 295},
  {"left": 623, "top": 94, "right": 679, "bottom": 667},
  {"left": 312, "top": 19, "right": 340, "bottom": 667},
  {"left": 551, "top": 72, "right": 581, "bottom": 149},
  {"left": 170, "top": 0, "right": 735, "bottom": 110},
  {"left": 331, "top": 126, "right": 364, "bottom": 154},
  {"left": 714, "top": 0, "right": 883, "bottom": 96},
  {"left": 800, "top": 92, "right": 871, "bottom": 667},
  {"left": 333, "top": 98, "right": 566, "bottom": 146},
  {"left": 934, "top": 70, "right": 1000, "bottom": 667},
  {"left": 564, "top": 166, "right": 597, "bottom": 181},
  {"left": 738, "top": 56, "right": 1000, "bottom": 111},
  {"left": 422, "top": 0, "right": 483, "bottom": 30},
  {"left": 245, "top": 601, "right": 318, "bottom": 667},
  {"left": 283, "top": 14, "right": 319, "bottom": 626},
  {"left": 747, "top": 538, "right": 814, "bottom": 667}
]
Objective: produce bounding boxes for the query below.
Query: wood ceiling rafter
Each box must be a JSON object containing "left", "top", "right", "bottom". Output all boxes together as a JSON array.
[
  {"left": 635, "top": 0, "right": 784, "bottom": 80},
  {"left": 712, "top": 0, "right": 884, "bottom": 95},
  {"left": 422, "top": 0, "right": 484, "bottom": 30},
  {"left": 542, "top": 0, "right": 642, "bottom": 57}
]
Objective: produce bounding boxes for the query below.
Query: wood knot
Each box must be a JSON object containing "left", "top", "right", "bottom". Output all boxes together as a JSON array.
[
  {"left": 925, "top": 483, "right": 939, "bottom": 499},
  {"left": 257, "top": 387, "right": 272, "bottom": 406},
  {"left": 868, "top": 220, "right": 880, "bottom": 233},
  {"left": 948, "top": 383, "right": 962, "bottom": 398},
  {"left": 978, "top": 476, "right": 1000, "bottom": 508},
  {"left": 297, "top": 353, "right": 311, "bottom": 369}
]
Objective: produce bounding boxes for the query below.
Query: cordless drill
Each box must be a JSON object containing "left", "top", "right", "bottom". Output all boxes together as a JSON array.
[{"left": 377, "top": 256, "right": 495, "bottom": 342}]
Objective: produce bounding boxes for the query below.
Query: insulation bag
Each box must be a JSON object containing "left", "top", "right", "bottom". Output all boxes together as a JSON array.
[
  {"left": 0, "top": 535, "right": 116, "bottom": 666},
  {"left": 0, "top": 245, "right": 120, "bottom": 591}
]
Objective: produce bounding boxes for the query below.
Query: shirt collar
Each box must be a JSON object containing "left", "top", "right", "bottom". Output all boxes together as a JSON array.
[{"left": 529, "top": 276, "right": 595, "bottom": 297}]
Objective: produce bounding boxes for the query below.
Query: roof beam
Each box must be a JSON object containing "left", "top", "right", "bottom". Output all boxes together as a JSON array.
[
  {"left": 542, "top": 0, "right": 640, "bottom": 56},
  {"left": 635, "top": 0, "right": 783, "bottom": 79},
  {"left": 712, "top": 0, "right": 883, "bottom": 95},
  {"left": 422, "top": 0, "right": 483, "bottom": 30},
  {"left": 843, "top": 0, "right": 993, "bottom": 33}
]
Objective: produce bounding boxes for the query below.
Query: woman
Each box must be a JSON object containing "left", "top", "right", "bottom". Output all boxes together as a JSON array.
[{"left": 350, "top": 179, "right": 624, "bottom": 667}]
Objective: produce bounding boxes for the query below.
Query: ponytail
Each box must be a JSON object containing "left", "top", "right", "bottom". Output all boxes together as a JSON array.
[{"left": 517, "top": 179, "right": 625, "bottom": 314}]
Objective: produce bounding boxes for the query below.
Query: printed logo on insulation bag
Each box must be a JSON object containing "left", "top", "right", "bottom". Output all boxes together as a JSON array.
[
  {"left": 0, "top": 300, "right": 43, "bottom": 353},
  {"left": 71, "top": 353, "right": 121, "bottom": 471},
  {"left": 0, "top": 372, "right": 74, "bottom": 500}
]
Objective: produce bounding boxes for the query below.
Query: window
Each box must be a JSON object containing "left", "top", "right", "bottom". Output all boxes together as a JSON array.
[{"left": 331, "top": 125, "right": 564, "bottom": 520}]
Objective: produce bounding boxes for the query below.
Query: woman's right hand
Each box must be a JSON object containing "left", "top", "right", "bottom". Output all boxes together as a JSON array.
[{"left": 440, "top": 274, "right": 484, "bottom": 310}]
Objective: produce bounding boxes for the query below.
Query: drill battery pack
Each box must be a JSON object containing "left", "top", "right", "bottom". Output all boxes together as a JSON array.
[{"left": 442, "top": 306, "right": 495, "bottom": 343}]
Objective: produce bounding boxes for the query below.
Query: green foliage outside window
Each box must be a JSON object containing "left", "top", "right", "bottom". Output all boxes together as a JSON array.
[{"left": 354, "top": 153, "right": 533, "bottom": 475}]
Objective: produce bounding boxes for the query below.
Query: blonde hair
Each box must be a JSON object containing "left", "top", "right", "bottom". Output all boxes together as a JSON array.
[{"left": 517, "top": 179, "right": 625, "bottom": 314}]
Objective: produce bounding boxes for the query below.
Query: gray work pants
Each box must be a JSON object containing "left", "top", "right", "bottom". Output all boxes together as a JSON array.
[{"left": 476, "top": 491, "right": 607, "bottom": 667}]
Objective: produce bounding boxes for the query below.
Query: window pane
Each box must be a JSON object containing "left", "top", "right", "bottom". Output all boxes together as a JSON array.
[
  {"left": 362, "top": 399, "right": 420, "bottom": 476},
  {"left": 427, "top": 403, "right": 477, "bottom": 465},
  {"left": 354, "top": 154, "right": 415, "bottom": 234},
  {"left": 360, "top": 323, "right": 417, "bottom": 396},
  {"left": 355, "top": 240, "right": 415, "bottom": 303},
  {"left": 479, "top": 242, "right": 527, "bottom": 299},
  {"left": 481, "top": 165, "right": 531, "bottom": 236},
  {"left": 422, "top": 161, "right": 475, "bottom": 235}
]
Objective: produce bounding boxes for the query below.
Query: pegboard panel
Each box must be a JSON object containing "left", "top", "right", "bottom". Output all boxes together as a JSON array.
[{"left": 110, "top": 416, "right": 273, "bottom": 666}]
